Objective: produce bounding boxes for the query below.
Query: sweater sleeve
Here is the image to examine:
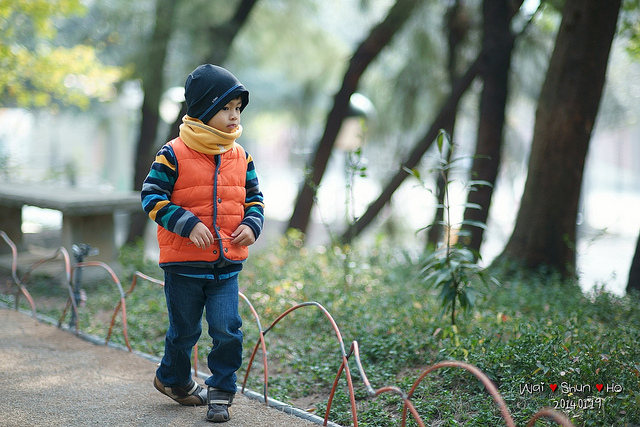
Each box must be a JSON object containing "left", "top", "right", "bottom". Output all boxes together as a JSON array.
[
  {"left": 241, "top": 151, "right": 265, "bottom": 240},
  {"left": 140, "top": 144, "right": 201, "bottom": 238}
]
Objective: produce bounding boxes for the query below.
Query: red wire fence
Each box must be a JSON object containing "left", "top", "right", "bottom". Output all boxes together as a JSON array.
[{"left": 0, "top": 230, "right": 575, "bottom": 427}]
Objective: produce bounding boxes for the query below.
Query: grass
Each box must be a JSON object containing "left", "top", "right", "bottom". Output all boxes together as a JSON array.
[{"left": 2, "top": 234, "right": 639, "bottom": 426}]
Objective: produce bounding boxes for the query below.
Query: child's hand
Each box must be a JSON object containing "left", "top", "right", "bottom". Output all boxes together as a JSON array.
[
  {"left": 189, "top": 222, "right": 214, "bottom": 249},
  {"left": 231, "top": 224, "right": 256, "bottom": 247}
]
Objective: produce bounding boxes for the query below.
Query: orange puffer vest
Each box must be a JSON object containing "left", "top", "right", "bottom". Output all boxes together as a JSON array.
[{"left": 157, "top": 138, "right": 249, "bottom": 265}]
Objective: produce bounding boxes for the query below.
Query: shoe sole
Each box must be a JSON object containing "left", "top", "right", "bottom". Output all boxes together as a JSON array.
[
  {"left": 154, "top": 376, "right": 206, "bottom": 406},
  {"left": 207, "top": 407, "right": 231, "bottom": 423}
]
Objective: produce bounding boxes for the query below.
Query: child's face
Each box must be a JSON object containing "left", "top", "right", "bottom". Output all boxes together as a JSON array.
[{"left": 206, "top": 97, "right": 242, "bottom": 133}]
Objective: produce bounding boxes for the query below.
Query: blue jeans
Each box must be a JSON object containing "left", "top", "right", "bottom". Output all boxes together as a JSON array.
[{"left": 156, "top": 271, "right": 243, "bottom": 394}]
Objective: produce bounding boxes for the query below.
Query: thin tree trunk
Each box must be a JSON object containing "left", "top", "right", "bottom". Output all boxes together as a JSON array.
[
  {"left": 287, "top": 0, "right": 424, "bottom": 236},
  {"left": 126, "top": 0, "right": 180, "bottom": 244},
  {"left": 461, "top": 0, "right": 519, "bottom": 255},
  {"left": 341, "top": 57, "right": 481, "bottom": 243},
  {"left": 626, "top": 232, "right": 640, "bottom": 293},
  {"left": 427, "top": 0, "right": 465, "bottom": 248},
  {"left": 498, "top": 0, "right": 621, "bottom": 276},
  {"left": 341, "top": 2, "right": 529, "bottom": 244}
]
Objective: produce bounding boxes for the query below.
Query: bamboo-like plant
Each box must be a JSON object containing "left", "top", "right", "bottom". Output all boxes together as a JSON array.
[{"left": 406, "top": 130, "right": 498, "bottom": 325}]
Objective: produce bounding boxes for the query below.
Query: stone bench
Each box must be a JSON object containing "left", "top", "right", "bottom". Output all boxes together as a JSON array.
[{"left": 0, "top": 184, "right": 141, "bottom": 263}]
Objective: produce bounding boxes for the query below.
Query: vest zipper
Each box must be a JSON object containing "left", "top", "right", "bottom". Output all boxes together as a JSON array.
[{"left": 212, "top": 154, "right": 223, "bottom": 257}]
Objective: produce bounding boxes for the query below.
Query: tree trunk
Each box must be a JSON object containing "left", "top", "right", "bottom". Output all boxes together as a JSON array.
[
  {"left": 341, "top": 57, "right": 481, "bottom": 243},
  {"left": 627, "top": 232, "right": 640, "bottom": 293},
  {"left": 341, "top": 2, "right": 530, "bottom": 244},
  {"left": 426, "top": 0, "right": 466, "bottom": 248},
  {"left": 287, "top": 0, "right": 424, "bottom": 236},
  {"left": 498, "top": 0, "right": 621, "bottom": 276},
  {"left": 126, "top": 0, "right": 180, "bottom": 245},
  {"left": 461, "top": 0, "right": 518, "bottom": 255}
]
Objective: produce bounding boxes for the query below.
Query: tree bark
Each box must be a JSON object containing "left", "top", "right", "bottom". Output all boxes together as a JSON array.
[
  {"left": 460, "top": 0, "right": 519, "bottom": 255},
  {"left": 627, "top": 233, "right": 640, "bottom": 293},
  {"left": 287, "top": 0, "right": 424, "bottom": 236},
  {"left": 126, "top": 0, "right": 180, "bottom": 245},
  {"left": 426, "top": 0, "right": 466, "bottom": 248},
  {"left": 498, "top": 0, "right": 621, "bottom": 276}
]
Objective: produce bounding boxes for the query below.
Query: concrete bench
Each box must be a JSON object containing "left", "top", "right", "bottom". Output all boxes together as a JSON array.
[{"left": 0, "top": 184, "right": 141, "bottom": 262}]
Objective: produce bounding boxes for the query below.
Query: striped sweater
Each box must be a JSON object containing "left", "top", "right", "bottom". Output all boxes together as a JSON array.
[{"left": 141, "top": 142, "right": 264, "bottom": 278}]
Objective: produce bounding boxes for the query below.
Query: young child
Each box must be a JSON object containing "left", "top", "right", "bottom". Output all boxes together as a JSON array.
[{"left": 141, "top": 64, "right": 264, "bottom": 423}]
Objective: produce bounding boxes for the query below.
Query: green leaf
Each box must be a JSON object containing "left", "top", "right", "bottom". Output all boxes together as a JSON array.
[
  {"left": 403, "top": 166, "right": 421, "bottom": 180},
  {"left": 460, "top": 219, "right": 488, "bottom": 230},
  {"left": 461, "top": 202, "right": 483, "bottom": 210},
  {"left": 436, "top": 129, "right": 446, "bottom": 153},
  {"left": 456, "top": 229, "right": 473, "bottom": 238},
  {"left": 468, "top": 179, "right": 494, "bottom": 188},
  {"left": 433, "top": 270, "right": 453, "bottom": 287},
  {"left": 463, "top": 287, "right": 478, "bottom": 307}
]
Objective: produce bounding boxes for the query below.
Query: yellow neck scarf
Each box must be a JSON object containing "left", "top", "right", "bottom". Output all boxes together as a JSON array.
[{"left": 179, "top": 115, "right": 243, "bottom": 155}]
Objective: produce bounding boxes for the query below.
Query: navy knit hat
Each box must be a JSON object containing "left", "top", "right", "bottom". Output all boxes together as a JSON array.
[{"left": 184, "top": 64, "right": 249, "bottom": 124}]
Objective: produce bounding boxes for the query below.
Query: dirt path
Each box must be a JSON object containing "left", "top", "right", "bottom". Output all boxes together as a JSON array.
[{"left": 0, "top": 308, "right": 331, "bottom": 427}]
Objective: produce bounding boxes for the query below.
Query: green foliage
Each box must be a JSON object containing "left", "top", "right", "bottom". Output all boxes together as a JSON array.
[
  {"left": 249, "top": 241, "right": 640, "bottom": 426},
  {"left": 0, "top": 0, "right": 84, "bottom": 38},
  {"left": 346, "top": 145, "right": 368, "bottom": 225},
  {"left": 0, "top": 0, "right": 123, "bottom": 109},
  {"left": 406, "top": 130, "right": 497, "bottom": 325},
  {"left": 118, "top": 239, "right": 163, "bottom": 278},
  {"left": 622, "top": 0, "right": 640, "bottom": 59},
  {"left": 420, "top": 245, "right": 488, "bottom": 325}
]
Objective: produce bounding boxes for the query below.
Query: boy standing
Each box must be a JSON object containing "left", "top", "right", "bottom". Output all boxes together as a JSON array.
[{"left": 141, "top": 64, "right": 264, "bottom": 423}]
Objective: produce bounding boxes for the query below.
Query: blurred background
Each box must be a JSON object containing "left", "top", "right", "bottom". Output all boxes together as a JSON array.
[{"left": 1, "top": 0, "right": 639, "bottom": 295}]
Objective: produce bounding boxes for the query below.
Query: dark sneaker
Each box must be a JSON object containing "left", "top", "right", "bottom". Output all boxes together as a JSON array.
[
  {"left": 206, "top": 388, "right": 234, "bottom": 423},
  {"left": 153, "top": 376, "right": 207, "bottom": 406}
]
